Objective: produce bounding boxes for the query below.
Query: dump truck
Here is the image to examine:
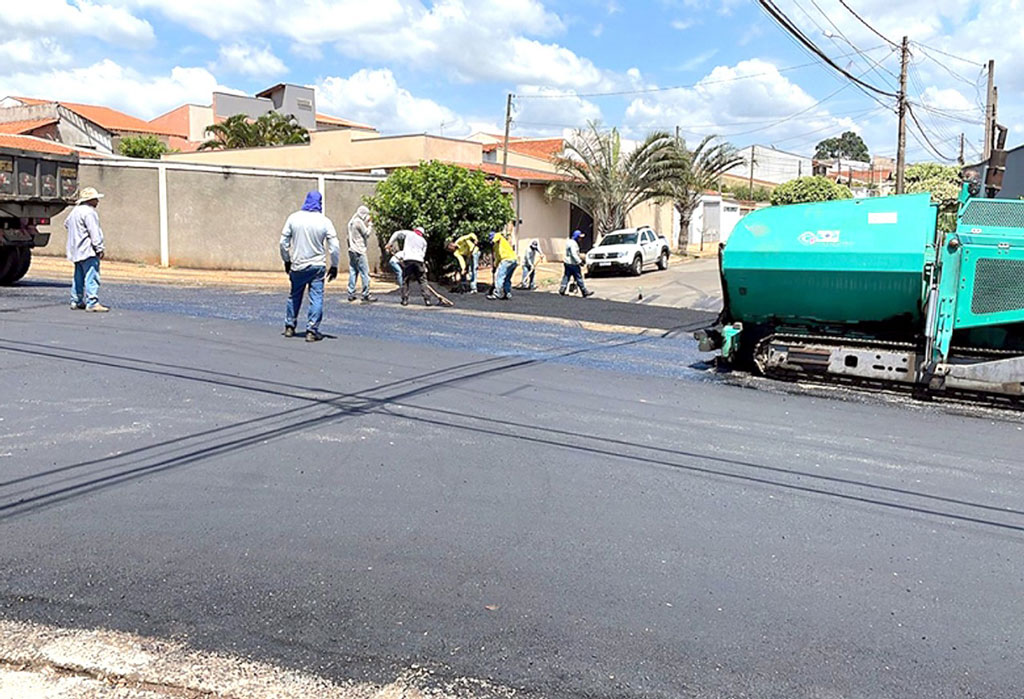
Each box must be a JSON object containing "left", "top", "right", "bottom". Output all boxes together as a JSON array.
[
  {"left": 695, "top": 170, "right": 1024, "bottom": 401},
  {"left": 0, "top": 146, "right": 79, "bottom": 285}
]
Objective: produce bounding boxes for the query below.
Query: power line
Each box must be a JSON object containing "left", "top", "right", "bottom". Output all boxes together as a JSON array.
[
  {"left": 906, "top": 103, "right": 958, "bottom": 161},
  {"left": 835, "top": 0, "right": 898, "bottom": 47},
  {"left": 515, "top": 46, "right": 888, "bottom": 100},
  {"left": 909, "top": 41, "right": 986, "bottom": 67},
  {"left": 756, "top": 0, "right": 898, "bottom": 98}
]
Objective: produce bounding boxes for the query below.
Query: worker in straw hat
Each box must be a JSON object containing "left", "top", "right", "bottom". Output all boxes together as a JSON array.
[{"left": 65, "top": 186, "right": 109, "bottom": 312}]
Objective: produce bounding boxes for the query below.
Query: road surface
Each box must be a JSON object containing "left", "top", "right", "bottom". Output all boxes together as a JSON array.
[{"left": 1, "top": 278, "right": 1022, "bottom": 698}]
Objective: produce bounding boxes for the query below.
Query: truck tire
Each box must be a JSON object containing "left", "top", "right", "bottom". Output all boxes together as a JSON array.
[
  {"left": 0, "top": 248, "right": 19, "bottom": 285},
  {"left": 657, "top": 249, "right": 669, "bottom": 270},
  {"left": 8, "top": 248, "right": 31, "bottom": 284},
  {"left": 630, "top": 254, "right": 643, "bottom": 276}
]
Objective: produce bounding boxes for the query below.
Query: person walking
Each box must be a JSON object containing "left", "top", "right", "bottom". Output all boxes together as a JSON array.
[
  {"left": 280, "top": 191, "right": 340, "bottom": 342},
  {"left": 450, "top": 232, "right": 479, "bottom": 293},
  {"left": 400, "top": 226, "right": 431, "bottom": 307},
  {"left": 517, "top": 239, "right": 543, "bottom": 290},
  {"left": 487, "top": 230, "right": 517, "bottom": 300},
  {"left": 346, "top": 205, "right": 375, "bottom": 303},
  {"left": 65, "top": 186, "right": 109, "bottom": 312},
  {"left": 559, "top": 230, "right": 594, "bottom": 298}
]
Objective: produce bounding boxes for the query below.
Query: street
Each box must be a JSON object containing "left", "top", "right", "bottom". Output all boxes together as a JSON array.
[{"left": 2, "top": 277, "right": 1023, "bottom": 698}]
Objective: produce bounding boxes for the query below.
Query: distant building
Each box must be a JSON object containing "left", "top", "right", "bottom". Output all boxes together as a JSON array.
[{"left": 727, "top": 145, "right": 814, "bottom": 185}]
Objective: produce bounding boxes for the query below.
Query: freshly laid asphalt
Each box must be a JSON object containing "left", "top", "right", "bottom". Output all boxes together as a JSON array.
[{"left": 2, "top": 277, "right": 1023, "bottom": 698}]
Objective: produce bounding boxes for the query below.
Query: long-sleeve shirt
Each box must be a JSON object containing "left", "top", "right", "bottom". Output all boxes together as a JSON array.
[
  {"left": 386, "top": 230, "right": 408, "bottom": 251},
  {"left": 454, "top": 233, "right": 478, "bottom": 257},
  {"left": 280, "top": 210, "right": 340, "bottom": 271},
  {"left": 65, "top": 204, "right": 104, "bottom": 263},
  {"left": 493, "top": 233, "right": 516, "bottom": 263},
  {"left": 402, "top": 231, "right": 428, "bottom": 263},
  {"left": 564, "top": 238, "right": 584, "bottom": 265},
  {"left": 347, "top": 214, "right": 372, "bottom": 255}
]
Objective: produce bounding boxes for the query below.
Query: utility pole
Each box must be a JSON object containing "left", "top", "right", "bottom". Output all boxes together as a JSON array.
[
  {"left": 748, "top": 145, "right": 755, "bottom": 200},
  {"left": 895, "top": 35, "right": 909, "bottom": 194},
  {"left": 983, "top": 60, "right": 995, "bottom": 160},
  {"left": 958, "top": 133, "right": 965, "bottom": 165},
  {"left": 502, "top": 93, "right": 513, "bottom": 175}
]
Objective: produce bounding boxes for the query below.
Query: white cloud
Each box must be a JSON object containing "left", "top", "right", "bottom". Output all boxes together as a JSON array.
[
  {"left": 513, "top": 86, "right": 603, "bottom": 136},
  {"left": 0, "top": 0, "right": 154, "bottom": 47},
  {"left": 217, "top": 43, "right": 287, "bottom": 79},
  {"left": 315, "top": 68, "right": 464, "bottom": 135},
  {"left": 671, "top": 19, "right": 695, "bottom": 30},
  {"left": 0, "top": 38, "right": 71, "bottom": 71},
  {"left": 1, "top": 59, "right": 239, "bottom": 119},
  {"left": 678, "top": 49, "right": 718, "bottom": 72}
]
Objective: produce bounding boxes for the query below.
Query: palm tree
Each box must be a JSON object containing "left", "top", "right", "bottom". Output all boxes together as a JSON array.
[
  {"left": 199, "top": 112, "right": 310, "bottom": 150},
  {"left": 548, "top": 123, "right": 688, "bottom": 237},
  {"left": 668, "top": 135, "right": 744, "bottom": 248}
]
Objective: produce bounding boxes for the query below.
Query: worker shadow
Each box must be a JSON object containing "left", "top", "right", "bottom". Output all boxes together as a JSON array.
[{"left": 2, "top": 332, "right": 1022, "bottom": 534}]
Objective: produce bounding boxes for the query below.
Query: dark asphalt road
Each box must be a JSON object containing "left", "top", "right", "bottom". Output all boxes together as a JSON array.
[{"left": 2, "top": 278, "right": 1023, "bottom": 698}]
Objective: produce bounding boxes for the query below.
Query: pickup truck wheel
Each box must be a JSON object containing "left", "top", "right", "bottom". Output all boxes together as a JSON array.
[
  {"left": 630, "top": 254, "right": 642, "bottom": 276},
  {"left": 657, "top": 250, "right": 669, "bottom": 270},
  {"left": 8, "top": 248, "right": 31, "bottom": 284},
  {"left": 0, "top": 248, "right": 19, "bottom": 285}
]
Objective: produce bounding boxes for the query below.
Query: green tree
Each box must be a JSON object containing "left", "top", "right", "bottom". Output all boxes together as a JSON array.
[
  {"left": 815, "top": 131, "right": 870, "bottom": 162},
  {"left": 199, "top": 112, "right": 310, "bottom": 150},
  {"left": 904, "top": 162, "right": 961, "bottom": 232},
  {"left": 547, "top": 123, "right": 689, "bottom": 237},
  {"left": 666, "top": 135, "right": 745, "bottom": 246},
  {"left": 720, "top": 181, "right": 773, "bottom": 203},
  {"left": 770, "top": 176, "right": 853, "bottom": 206},
  {"left": 365, "top": 161, "right": 515, "bottom": 278},
  {"left": 118, "top": 134, "right": 170, "bottom": 159}
]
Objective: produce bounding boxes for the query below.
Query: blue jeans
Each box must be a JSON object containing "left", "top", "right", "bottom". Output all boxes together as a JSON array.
[
  {"left": 286, "top": 265, "right": 325, "bottom": 331},
  {"left": 494, "top": 259, "right": 518, "bottom": 297},
  {"left": 347, "top": 250, "right": 370, "bottom": 297},
  {"left": 468, "top": 250, "right": 479, "bottom": 291},
  {"left": 559, "top": 263, "right": 587, "bottom": 294},
  {"left": 520, "top": 261, "right": 536, "bottom": 288},
  {"left": 71, "top": 257, "right": 100, "bottom": 307},
  {"left": 388, "top": 256, "right": 403, "bottom": 287}
]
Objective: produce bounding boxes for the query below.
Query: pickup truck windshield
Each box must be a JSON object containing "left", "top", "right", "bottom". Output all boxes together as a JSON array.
[{"left": 600, "top": 233, "right": 638, "bottom": 246}]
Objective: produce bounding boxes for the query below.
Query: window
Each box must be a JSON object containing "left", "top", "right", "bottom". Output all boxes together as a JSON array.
[
  {"left": 296, "top": 98, "right": 313, "bottom": 111},
  {"left": 724, "top": 206, "right": 739, "bottom": 213},
  {"left": 601, "top": 233, "right": 638, "bottom": 245},
  {"left": 641, "top": 231, "right": 654, "bottom": 244}
]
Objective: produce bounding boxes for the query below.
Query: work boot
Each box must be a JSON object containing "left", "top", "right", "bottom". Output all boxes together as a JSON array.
[
  {"left": 582, "top": 289, "right": 595, "bottom": 298},
  {"left": 558, "top": 288, "right": 567, "bottom": 296},
  {"left": 347, "top": 294, "right": 357, "bottom": 302},
  {"left": 486, "top": 293, "right": 498, "bottom": 300},
  {"left": 425, "top": 298, "right": 433, "bottom": 307},
  {"left": 283, "top": 325, "right": 295, "bottom": 337},
  {"left": 401, "top": 298, "right": 409, "bottom": 306},
  {"left": 70, "top": 302, "right": 85, "bottom": 310},
  {"left": 306, "top": 329, "right": 324, "bottom": 342},
  {"left": 85, "top": 303, "right": 110, "bottom": 313},
  {"left": 362, "top": 295, "right": 377, "bottom": 303}
]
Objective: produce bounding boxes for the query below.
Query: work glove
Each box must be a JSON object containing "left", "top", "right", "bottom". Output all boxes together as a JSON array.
[
  {"left": 284, "top": 261, "right": 291, "bottom": 274},
  {"left": 327, "top": 266, "right": 338, "bottom": 282}
]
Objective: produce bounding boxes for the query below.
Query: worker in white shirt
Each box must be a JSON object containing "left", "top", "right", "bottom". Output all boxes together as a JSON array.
[
  {"left": 64, "top": 186, "right": 109, "bottom": 312},
  {"left": 399, "top": 226, "right": 432, "bottom": 306},
  {"left": 559, "top": 230, "right": 594, "bottom": 298}
]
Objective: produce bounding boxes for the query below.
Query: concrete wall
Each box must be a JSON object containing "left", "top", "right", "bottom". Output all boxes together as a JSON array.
[
  {"left": 37, "top": 160, "right": 381, "bottom": 272},
  {"left": 213, "top": 93, "right": 274, "bottom": 121},
  {"left": 727, "top": 145, "right": 813, "bottom": 185},
  {"left": 39, "top": 163, "right": 161, "bottom": 264},
  {"left": 515, "top": 186, "right": 570, "bottom": 260},
  {"left": 626, "top": 200, "right": 674, "bottom": 244},
  {"left": 265, "top": 85, "right": 316, "bottom": 130}
]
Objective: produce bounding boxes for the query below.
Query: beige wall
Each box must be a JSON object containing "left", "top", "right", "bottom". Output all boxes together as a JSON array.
[
  {"left": 37, "top": 160, "right": 381, "bottom": 272},
  {"left": 164, "top": 130, "right": 484, "bottom": 172},
  {"left": 515, "top": 186, "right": 570, "bottom": 260},
  {"left": 626, "top": 199, "right": 674, "bottom": 242},
  {"left": 40, "top": 163, "right": 161, "bottom": 265}
]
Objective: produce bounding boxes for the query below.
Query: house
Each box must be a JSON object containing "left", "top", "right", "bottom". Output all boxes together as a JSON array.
[
  {"left": 727, "top": 145, "right": 814, "bottom": 185},
  {"left": 0, "top": 96, "right": 186, "bottom": 154}
]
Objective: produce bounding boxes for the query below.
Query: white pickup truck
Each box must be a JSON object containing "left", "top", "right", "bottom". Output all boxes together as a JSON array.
[{"left": 585, "top": 226, "right": 670, "bottom": 277}]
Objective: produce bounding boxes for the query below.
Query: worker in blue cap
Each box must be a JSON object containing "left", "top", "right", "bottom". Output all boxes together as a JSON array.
[{"left": 559, "top": 230, "right": 594, "bottom": 297}]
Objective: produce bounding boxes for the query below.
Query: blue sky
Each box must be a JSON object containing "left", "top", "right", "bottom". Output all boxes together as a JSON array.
[{"left": 1, "top": 0, "right": 1017, "bottom": 163}]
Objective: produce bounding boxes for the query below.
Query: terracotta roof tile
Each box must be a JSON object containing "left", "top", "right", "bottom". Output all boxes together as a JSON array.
[
  {"left": 9, "top": 97, "right": 177, "bottom": 136},
  {"left": 0, "top": 118, "right": 59, "bottom": 134},
  {"left": 0, "top": 133, "right": 76, "bottom": 155},
  {"left": 506, "top": 138, "right": 564, "bottom": 160},
  {"left": 315, "top": 112, "right": 375, "bottom": 130},
  {"left": 464, "top": 162, "right": 569, "bottom": 183}
]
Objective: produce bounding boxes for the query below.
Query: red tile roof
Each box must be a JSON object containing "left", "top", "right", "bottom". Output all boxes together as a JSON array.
[
  {"left": 0, "top": 118, "right": 59, "bottom": 134},
  {"left": 465, "top": 162, "right": 569, "bottom": 183},
  {"left": 10, "top": 97, "right": 178, "bottom": 136},
  {"left": 507, "top": 138, "right": 564, "bottom": 160},
  {"left": 315, "top": 113, "right": 375, "bottom": 130},
  {"left": 0, "top": 133, "right": 77, "bottom": 156}
]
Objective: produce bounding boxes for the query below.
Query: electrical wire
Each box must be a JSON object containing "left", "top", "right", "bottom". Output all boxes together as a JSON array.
[
  {"left": 909, "top": 41, "right": 986, "bottom": 67},
  {"left": 835, "top": 0, "right": 898, "bottom": 47},
  {"left": 906, "top": 103, "right": 958, "bottom": 161},
  {"left": 755, "top": 0, "right": 898, "bottom": 97}
]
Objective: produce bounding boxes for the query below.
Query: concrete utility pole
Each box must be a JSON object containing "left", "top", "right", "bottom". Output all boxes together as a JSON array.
[
  {"left": 895, "top": 35, "right": 909, "bottom": 195},
  {"left": 748, "top": 145, "right": 755, "bottom": 200},
  {"left": 502, "top": 93, "right": 513, "bottom": 175},
  {"left": 959, "top": 133, "right": 965, "bottom": 166},
  {"left": 983, "top": 60, "right": 995, "bottom": 160}
]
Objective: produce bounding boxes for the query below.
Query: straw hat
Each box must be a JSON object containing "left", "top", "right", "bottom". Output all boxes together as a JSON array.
[{"left": 77, "top": 186, "right": 104, "bottom": 204}]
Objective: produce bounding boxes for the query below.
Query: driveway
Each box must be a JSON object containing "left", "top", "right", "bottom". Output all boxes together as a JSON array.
[{"left": 580, "top": 256, "right": 722, "bottom": 311}]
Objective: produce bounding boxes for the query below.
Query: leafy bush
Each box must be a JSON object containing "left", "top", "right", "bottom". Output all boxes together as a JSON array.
[
  {"left": 770, "top": 176, "right": 853, "bottom": 206},
  {"left": 721, "top": 181, "right": 773, "bottom": 203},
  {"left": 366, "top": 161, "right": 515, "bottom": 278},
  {"left": 118, "top": 135, "right": 170, "bottom": 159}
]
